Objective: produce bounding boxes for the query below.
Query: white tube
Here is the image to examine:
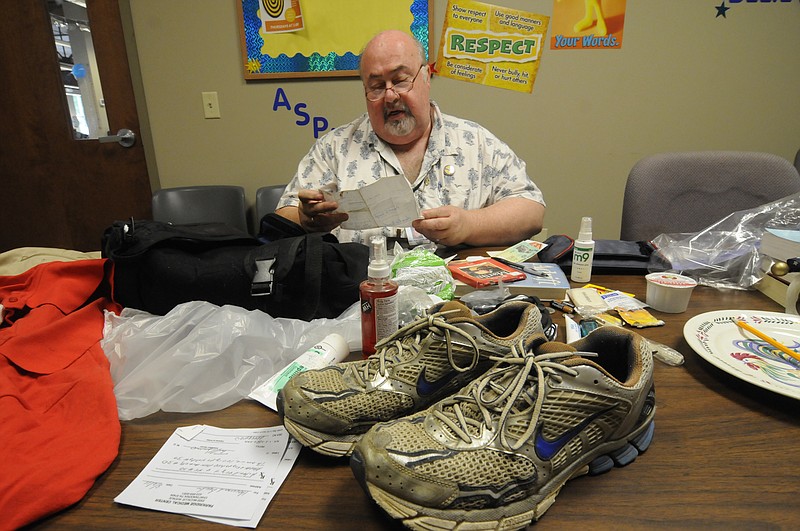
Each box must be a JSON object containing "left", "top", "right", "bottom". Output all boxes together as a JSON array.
[{"left": 249, "top": 333, "right": 349, "bottom": 411}]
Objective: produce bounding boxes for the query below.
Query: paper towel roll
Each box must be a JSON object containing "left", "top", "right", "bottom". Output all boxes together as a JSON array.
[{"left": 787, "top": 277, "right": 800, "bottom": 315}]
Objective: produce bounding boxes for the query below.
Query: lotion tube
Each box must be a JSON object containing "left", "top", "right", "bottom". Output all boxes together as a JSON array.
[{"left": 249, "top": 333, "right": 349, "bottom": 411}]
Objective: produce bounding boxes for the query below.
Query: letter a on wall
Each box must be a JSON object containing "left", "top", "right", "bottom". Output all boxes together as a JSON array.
[{"left": 435, "top": 0, "right": 549, "bottom": 93}]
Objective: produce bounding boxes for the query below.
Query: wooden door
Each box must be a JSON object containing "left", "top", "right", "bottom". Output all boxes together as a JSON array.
[{"left": 0, "top": 0, "right": 152, "bottom": 252}]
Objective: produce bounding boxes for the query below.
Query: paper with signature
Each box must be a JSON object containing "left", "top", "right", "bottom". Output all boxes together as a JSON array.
[
  {"left": 115, "top": 425, "right": 299, "bottom": 526},
  {"left": 322, "top": 175, "right": 421, "bottom": 230}
]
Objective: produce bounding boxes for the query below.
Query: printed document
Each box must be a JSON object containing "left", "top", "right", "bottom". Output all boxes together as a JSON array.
[
  {"left": 322, "top": 175, "right": 421, "bottom": 230},
  {"left": 115, "top": 425, "right": 300, "bottom": 527}
]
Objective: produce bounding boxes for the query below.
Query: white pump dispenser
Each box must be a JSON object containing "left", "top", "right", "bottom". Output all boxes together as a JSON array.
[{"left": 571, "top": 217, "right": 595, "bottom": 283}]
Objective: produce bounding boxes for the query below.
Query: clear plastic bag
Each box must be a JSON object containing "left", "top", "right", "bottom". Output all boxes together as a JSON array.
[
  {"left": 648, "top": 192, "right": 800, "bottom": 290},
  {"left": 101, "top": 300, "right": 361, "bottom": 420}
]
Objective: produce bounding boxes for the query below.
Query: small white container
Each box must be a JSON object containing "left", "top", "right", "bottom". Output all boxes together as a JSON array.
[{"left": 645, "top": 272, "right": 697, "bottom": 313}]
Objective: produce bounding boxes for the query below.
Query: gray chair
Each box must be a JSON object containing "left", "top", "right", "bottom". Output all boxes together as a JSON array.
[
  {"left": 620, "top": 151, "right": 800, "bottom": 241},
  {"left": 254, "top": 184, "right": 287, "bottom": 223},
  {"left": 152, "top": 185, "right": 249, "bottom": 233}
]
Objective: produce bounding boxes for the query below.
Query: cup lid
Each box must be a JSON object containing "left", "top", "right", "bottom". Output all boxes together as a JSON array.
[{"left": 645, "top": 272, "right": 697, "bottom": 288}]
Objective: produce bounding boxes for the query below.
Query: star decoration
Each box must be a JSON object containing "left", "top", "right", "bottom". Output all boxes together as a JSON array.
[
  {"left": 247, "top": 58, "right": 262, "bottom": 74},
  {"left": 715, "top": 1, "right": 730, "bottom": 18}
]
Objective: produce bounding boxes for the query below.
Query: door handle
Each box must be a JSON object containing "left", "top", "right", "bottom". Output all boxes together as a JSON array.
[{"left": 99, "top": 128, "right": 136, "bottom": 148}]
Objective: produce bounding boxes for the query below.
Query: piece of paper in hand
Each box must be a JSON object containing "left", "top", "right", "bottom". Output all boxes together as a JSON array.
[{"left": 322, "top": 175, "right": 421, "bottom": 230}]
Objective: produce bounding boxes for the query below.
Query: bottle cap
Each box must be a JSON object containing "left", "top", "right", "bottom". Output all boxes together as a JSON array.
[
  {"left": 368, "top": 235, "right": 391, "bottom": 279},
  {"left": 578, "top": 216, "right": 593, "bottom": 241}
]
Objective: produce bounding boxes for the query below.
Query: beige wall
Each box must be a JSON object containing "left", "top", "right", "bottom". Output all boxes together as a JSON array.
[{"left": 123, "top": 0, "right": 800, "bottom": 238}]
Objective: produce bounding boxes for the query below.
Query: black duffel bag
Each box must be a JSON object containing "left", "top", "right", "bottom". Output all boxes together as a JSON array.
[{"left": 102, "top": 218, "right": 368, "bottom": 320}]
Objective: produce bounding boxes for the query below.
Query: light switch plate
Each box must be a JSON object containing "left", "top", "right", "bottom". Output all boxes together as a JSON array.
[{"left": 202, "top": 91, "right": 221, "bottom": 119}]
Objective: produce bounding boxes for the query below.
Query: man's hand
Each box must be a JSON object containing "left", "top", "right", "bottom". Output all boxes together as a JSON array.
[
  {"left": 276, "top": 189, "right": 348, "bottom": 233},
  {"left": 296, "top": 189, "right": 348, "bottom": 233},
  {"left": 412, "top": 206, "right": 472, "bottom": 247},
  {"left": 412, "top": 198, "right": 544, "bottom": 247}
]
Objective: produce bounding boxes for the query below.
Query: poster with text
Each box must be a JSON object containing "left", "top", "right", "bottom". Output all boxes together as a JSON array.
[
  {"left": 550, "top": 0, "right": 626, "bottom": 50},
  {"left": 259, "top": 0, "right": 304, "bottom": 34},
  {"left": 435, "top": 0, "right": 549, "bottom": 93}
]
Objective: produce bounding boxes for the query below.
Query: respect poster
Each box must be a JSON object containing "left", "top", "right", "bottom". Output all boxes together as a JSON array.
[{"left": 435, "top": 0, "right": 549, "bottom": 93}]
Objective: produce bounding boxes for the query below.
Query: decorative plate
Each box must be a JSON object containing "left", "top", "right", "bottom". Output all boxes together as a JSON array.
[{"left": 683, "top": 310, "right": 800, "bottom": 400}]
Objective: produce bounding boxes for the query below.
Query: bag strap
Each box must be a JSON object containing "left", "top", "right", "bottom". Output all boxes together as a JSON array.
[
  {"left": 299, "top": 233, "right": 324, "bottom": 321},
  {"left": 246, "top": 233, "right": 326, "bottom": 320}
]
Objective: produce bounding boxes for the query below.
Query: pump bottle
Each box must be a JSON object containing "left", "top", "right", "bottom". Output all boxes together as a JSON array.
[
  {"left": 571, "top": 217, "right": 595, "bottom": 283},
  {"left": 360, "top": 235, "right": 399, "bottom": 357}
]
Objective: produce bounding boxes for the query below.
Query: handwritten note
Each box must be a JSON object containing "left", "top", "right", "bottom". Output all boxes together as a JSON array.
[
  {"left": 322, "top": 175, "right": 421, "bottom": 230},
  {"left": 115, "top": 425, "right": 300, "bottom": 527}
]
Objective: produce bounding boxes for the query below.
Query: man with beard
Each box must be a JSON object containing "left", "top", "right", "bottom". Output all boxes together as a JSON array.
[{"left": 275, "top": 30, "right": 545, "bottom": 247}]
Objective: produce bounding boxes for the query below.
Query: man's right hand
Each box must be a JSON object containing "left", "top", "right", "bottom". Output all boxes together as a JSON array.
[{"left": 296, "top": 189, "right": 348, "bottom": 233}]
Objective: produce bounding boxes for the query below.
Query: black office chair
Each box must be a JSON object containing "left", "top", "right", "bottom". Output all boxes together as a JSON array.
[
  {"left": 794, "top": 148, "right": 800, "bottom": 175},
  {"left": 620, "top": 151, "right": 800, "bottom": 241},
  {"left": 254, "top": 184, "right": 287, "bottom": 224},
  {"left": 152, "top": 185, "right": 249, "bottom": 233}
]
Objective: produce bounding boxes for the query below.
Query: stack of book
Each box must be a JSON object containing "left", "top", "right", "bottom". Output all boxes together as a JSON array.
[
  {"left": 761, "top": 228, "right": 800, "bottom": 263},
  {"left": 756, "top": 227, "right": 800, "bottom": 307}
]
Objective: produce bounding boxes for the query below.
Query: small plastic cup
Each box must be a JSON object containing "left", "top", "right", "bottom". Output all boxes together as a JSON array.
[{"left": 645, "top": 272, "right": 697, "bottom": 313}]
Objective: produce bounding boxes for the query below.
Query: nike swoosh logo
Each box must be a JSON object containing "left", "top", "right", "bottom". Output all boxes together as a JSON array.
[
  {"left": 416, "top": 367, "right": 458, "bottom": 397},
  {"left": 534, "top": 405, "right": 616, "bottom": 461}
]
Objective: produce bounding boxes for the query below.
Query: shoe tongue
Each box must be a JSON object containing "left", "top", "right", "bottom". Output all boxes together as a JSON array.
[
  {"left": 535, "top": 340, "right": 575, "bottom": 354},
  {"left": 437, "top": 300, "right": 473, "bottom": 320}
]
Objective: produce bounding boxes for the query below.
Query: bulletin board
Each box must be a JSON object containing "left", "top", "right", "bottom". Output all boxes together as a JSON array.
[{"left": 238, "top": 0, "right": 431, "bottom": 79}]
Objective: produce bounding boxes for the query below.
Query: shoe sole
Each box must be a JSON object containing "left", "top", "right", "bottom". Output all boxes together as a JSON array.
[
  {"left": 352, "top": 419, "right": 655, "bottom": 531},
  {"left": 283, "top": 417, "right": 360, "bottom": 458}
]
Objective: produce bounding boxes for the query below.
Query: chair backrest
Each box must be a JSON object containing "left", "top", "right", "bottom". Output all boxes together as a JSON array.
[
  {"left": 152, "top": 185, "right": 249, "bottom": 233},
  {"left": 255, "top": 184, "right": 287, "bottom": 223},
  {"left": 794, "top": 148, "right": 800, "bottom": 174},
  {"left": 620, "top": 151, "right": 800, "bottom": 241}
]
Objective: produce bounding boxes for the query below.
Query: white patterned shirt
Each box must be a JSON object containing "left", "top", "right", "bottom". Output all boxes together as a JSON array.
[{"left": 278, "top": 101, "right": 545, "bottom": 244}]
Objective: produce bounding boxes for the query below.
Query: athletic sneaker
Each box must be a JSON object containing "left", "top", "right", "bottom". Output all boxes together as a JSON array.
[
  {"left": 276, "top": 300, "right": 545, "bottom": 457},
  {"left": 350, "top": 326, "right": 656, "bottom": 531}
]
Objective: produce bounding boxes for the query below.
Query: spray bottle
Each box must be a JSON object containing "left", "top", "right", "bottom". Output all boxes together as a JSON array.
[
  {"left": 360, "top": 235, "right": 399, "bottom": 357},
  {"left": 571, "top": 216, "right": 595, "bottom": 283}
]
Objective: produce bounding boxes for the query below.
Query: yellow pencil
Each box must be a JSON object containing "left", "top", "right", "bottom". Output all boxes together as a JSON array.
[{"left": 733, "top": 319, "right": 800, "bottom": 363}]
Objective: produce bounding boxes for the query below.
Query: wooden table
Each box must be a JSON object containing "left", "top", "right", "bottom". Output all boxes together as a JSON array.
[{"left": 28, "top": 276, "right": 799, "bottom": 530}]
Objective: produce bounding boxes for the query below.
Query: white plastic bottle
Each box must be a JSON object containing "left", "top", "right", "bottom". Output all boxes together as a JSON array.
[
  {"left": 571, "top": 217, "right": 595, "bottom": 283},
  {"left": 249, "top": 333, "right": 349, "bottom": 411}
]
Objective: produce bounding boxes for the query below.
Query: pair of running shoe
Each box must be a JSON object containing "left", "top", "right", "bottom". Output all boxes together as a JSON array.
[{"left": 277, "top": 299, "right": 656, "bottom": 530}]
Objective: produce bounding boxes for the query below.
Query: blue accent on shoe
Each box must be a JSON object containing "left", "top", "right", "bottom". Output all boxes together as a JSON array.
[
  {"left": 534, "top": 406, "right": 616, "bottom": 461},
  {"left": 416, "top": 367, "right": 457, "bottom": 397},
  {"left": 588, "top": 454, "right": 614, "bottom": 475},
  {"left": 631, "top": 420, "right": 655, "bottom": 453},
  {"left": 610, "top": 443, "right": 638, "bottom": 466},
  {"left": 587, "top": 420, "right": 654, "bottom": 475}
]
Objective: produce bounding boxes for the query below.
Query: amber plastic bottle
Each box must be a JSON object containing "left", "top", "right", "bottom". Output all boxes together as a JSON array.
[{"left": 360, "top": 235, "right": 398, "bottom": 358}]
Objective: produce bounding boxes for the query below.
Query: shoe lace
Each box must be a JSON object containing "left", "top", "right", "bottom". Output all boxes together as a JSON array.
[
  {"left": 349, "top": 309, "right": 482, "bottom": 386},
  {"left": 433, "top": 348, "right": 592, "bottom": 451}
]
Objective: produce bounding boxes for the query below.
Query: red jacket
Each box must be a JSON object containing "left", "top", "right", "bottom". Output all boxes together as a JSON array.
[{"left": 0, "top": 259, "right": 121, "bottom": 529}]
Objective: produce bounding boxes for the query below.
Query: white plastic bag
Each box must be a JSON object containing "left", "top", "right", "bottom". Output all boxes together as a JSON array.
[{"left": 101, "top": 300, "right": 360, "bottom": 420}]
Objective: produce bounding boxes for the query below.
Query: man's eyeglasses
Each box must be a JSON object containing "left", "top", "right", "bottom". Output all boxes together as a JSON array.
[{"left": 364, "top": 65, "right": 425, "bottom": 102}]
